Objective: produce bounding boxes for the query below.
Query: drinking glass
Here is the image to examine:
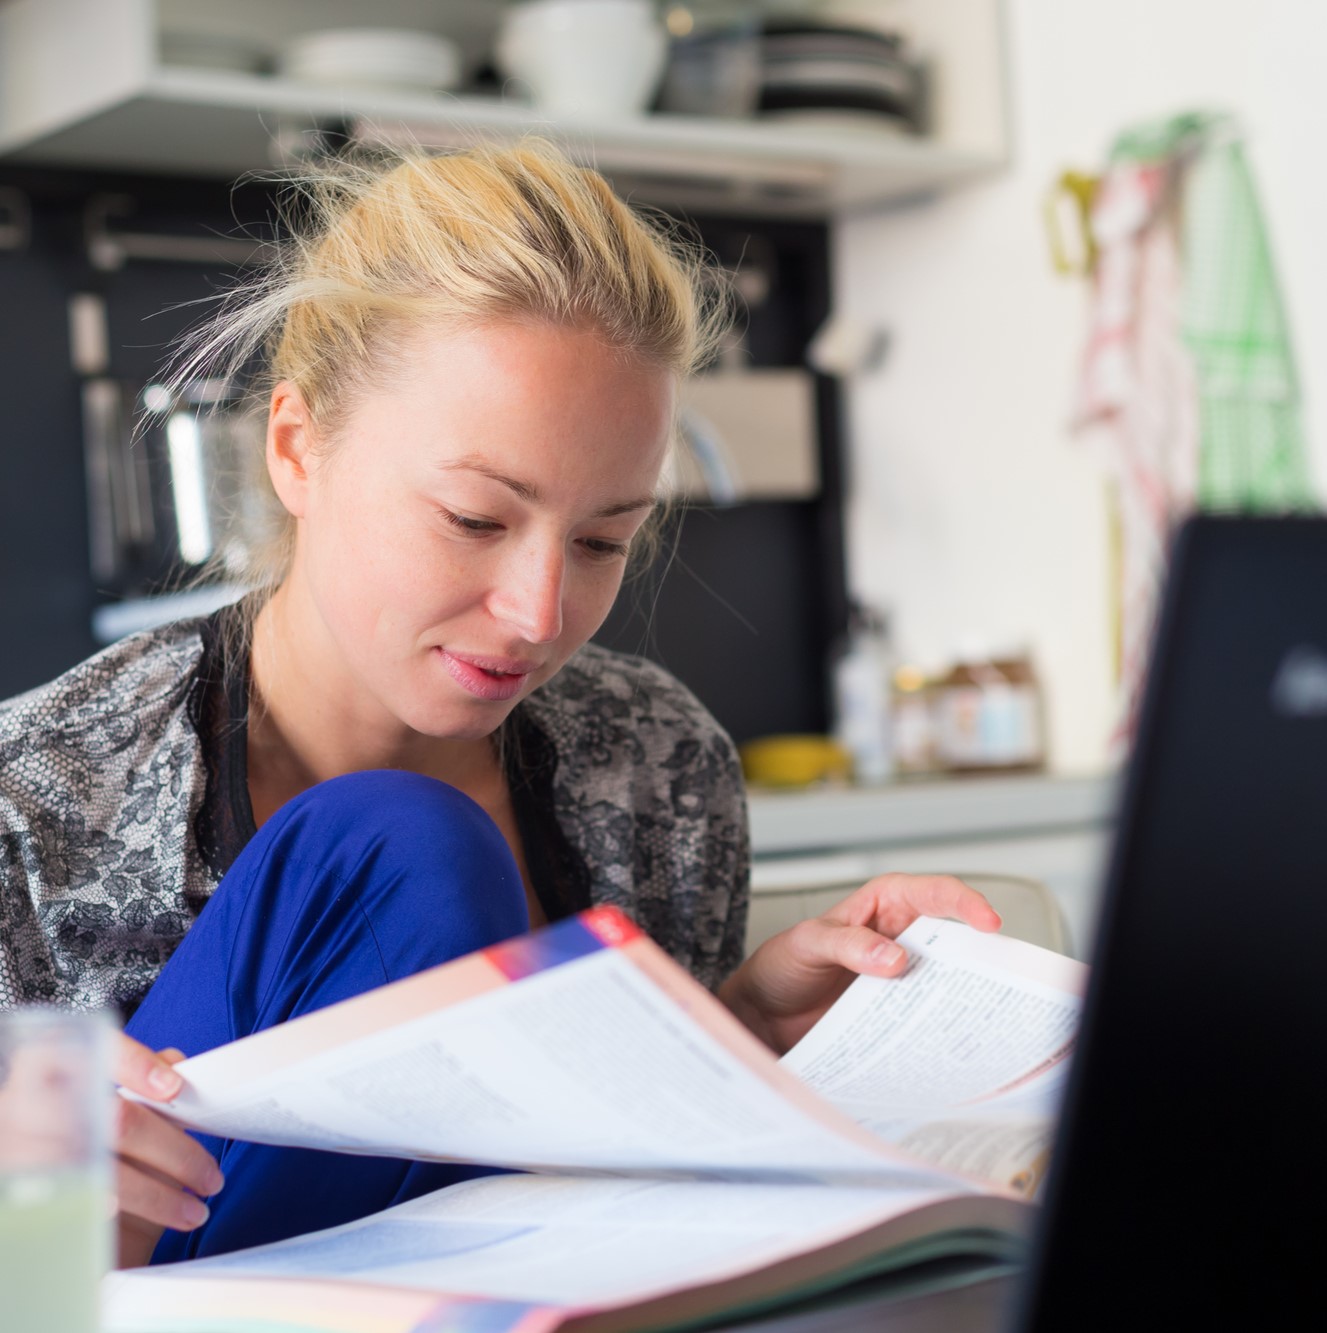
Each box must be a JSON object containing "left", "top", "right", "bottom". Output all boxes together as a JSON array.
[{"left": 0, "top": 1007, "right": 116, "bottom": 1333}]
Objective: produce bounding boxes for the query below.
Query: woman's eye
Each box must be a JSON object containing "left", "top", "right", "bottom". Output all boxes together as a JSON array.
[
  {"left": 581, "top": 537, "right": 631, "bottom": 560},
  {"left": 441, "top": 510, "right": 501, "bottom": 536}
]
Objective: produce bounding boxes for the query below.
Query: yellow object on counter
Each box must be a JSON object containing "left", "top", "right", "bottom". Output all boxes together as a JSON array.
[{"left": 739, "top": 735, "right": 853, "bottom": 788}]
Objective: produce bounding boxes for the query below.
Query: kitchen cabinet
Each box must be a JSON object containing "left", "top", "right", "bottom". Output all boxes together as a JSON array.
[
  {"left": 745, "top": 773, "right": 1114, "bottom": 960},
  {"left": 0, "top": 0, "right": 1008, "bottom": 218},
  {"left": 0, "top": 158, "right": 850, "bottom": 740}
]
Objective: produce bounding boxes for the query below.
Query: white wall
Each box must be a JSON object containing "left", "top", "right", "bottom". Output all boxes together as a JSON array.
[{"left": 833, "top": 0, "right": 1327, "bottom": 773}]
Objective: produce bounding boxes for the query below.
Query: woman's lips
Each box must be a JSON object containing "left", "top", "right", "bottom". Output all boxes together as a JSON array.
[{"left": 438, "top": 649, "right": 537, "bottom": 702}]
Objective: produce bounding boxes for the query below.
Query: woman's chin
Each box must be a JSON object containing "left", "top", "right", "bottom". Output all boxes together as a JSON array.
[{"left": 402, "top": 697, "right": 519, "bottom": 744}]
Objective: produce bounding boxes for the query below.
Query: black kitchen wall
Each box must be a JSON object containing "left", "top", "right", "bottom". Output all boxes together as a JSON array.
[
  {"left": 0, "top": 165, "right": 846, "bottom": 742},
  {"left": 594, "top": 214, "right": 849, "bottom": 743},
  {"left": 0, "top": 184, "right": 93, "bottom": 691}
]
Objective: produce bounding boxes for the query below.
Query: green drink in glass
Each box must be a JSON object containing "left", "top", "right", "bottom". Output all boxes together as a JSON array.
[{"left": 0, "top": 1008, "right": 115, "bottom": 1333}]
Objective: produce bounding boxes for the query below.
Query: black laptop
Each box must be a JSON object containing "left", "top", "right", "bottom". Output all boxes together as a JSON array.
[{"left": 1015, "top": 513, "right": 1327, "bottom": 1329}]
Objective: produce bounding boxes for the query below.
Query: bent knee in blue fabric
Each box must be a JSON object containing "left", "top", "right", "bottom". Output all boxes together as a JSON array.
[
  {"left": 127, "top": 770, "right": 531, "bottom": 1263},
  {"left": 262, "top": 769, "right": 523, "bottom": 919},
  {"left": 128, "top": 769, "right": 530, "bottom": 1052}
]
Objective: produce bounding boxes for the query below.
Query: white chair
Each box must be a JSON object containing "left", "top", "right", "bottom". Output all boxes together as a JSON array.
[{"left": 942, "top": 872, "right": 1071, "bottom": 955}]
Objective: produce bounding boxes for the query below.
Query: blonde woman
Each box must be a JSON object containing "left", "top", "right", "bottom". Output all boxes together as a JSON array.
[{"left": 0, "top": 144, "right": 998, "bottom": 1266}]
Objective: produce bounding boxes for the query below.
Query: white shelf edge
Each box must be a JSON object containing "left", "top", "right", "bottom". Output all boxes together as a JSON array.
[
  {"left": 1, "top": 63, "right": 1005, "bottom": 217},
  {"left": 747, "top": 773, "right": 1117, "bottom": 857},
  {"left": 146, "top": 67, "right": 994, "bottom": 167}
]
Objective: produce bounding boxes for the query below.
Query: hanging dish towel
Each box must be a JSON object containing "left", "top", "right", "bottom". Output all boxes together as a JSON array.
[{"left": 1074, "top": 110, "right": 1312, "bottom": 746}]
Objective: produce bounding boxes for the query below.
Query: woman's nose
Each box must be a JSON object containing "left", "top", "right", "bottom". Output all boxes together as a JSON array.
[{"left": 488, "top": 547, "right": 565, "bottom": 644}]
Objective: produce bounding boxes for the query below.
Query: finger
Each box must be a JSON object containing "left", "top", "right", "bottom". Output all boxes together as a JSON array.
[
  {"left": 113, "top": 1034, "right": 184, "bottom": 1103},
  {"left": 158, "top": 1049, "right": 187, "bottom": 1066},
  {"left": 115, "top": 1157, "right": 211, "bottom": 1233},
  {"left": 849, "top": 873, "right": 1002, "bottom": 933},
  {"left": 117, "top": 1211, "right": 167, "bottom": 1269},
  {"left": 114, "top": 1098, "right": 224, "bottom": 1200},
  {"left": 911, "top": 875, "right": 1002, "bottom": 930},
  {"left": 793, "top": 916, "right": 910, "bottom": 978}
]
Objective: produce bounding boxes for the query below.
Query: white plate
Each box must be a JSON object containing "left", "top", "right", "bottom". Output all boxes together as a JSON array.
[{"left": 278, "top": 28, "right": 462, "bottom": 92}]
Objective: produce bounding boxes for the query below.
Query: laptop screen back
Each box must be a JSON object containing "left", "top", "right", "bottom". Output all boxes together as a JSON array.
[{"left": 1016, "top": 515, "right": 1327, "bottom": 1328}]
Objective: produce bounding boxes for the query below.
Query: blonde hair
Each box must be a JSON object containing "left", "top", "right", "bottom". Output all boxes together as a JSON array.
[{"left": 177, "top": 138, "right": 728, "bottom": 595}]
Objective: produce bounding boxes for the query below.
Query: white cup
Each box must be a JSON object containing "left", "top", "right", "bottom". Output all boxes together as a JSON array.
[
  {"left": 497, "top": 0, "right": 667, "bottom": 118},
  {"left": 0, "top": 1009, "right": 116, "bottom": 1333}
]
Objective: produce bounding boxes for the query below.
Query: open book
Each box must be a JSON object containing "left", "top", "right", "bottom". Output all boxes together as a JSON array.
[{"left": 105, "top": 907, "right": 1084, "bottom": 1333}]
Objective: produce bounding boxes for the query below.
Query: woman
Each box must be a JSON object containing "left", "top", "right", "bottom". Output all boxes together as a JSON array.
[{"left": 0, "top": 144, "right": 998, "bottom": 1267}]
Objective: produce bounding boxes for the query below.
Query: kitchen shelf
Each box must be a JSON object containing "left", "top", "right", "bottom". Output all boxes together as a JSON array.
[
  {"left": 0, "top": 0, "right": 1009, "bottom": 218},
  {"left": 747, "top": 772, "right": 1115, "bottom": 858}
]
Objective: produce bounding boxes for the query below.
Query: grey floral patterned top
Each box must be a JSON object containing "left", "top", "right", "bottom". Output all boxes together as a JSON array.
[{"left": 0, "top": 612, "right": 750, "bottom": 1015}]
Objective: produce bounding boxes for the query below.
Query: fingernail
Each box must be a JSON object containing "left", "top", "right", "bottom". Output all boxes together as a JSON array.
[
  {"left": 205, "top": 1167, "right": 226, "bottom": 1195},
  {"left": 148, "top": 1066, "right": 183, "bottom": 1098},
  {"left": 871, "top": 941, "right": 904, "bottom": 967},
  {"left": 182, "top": 1196, "right": 210, "bottom": 1228}
]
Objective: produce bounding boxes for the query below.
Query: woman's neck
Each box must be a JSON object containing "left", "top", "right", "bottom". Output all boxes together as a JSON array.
[
  {"left": 246, "top": 587, "right": 503, "bottom": 823},
  {"left": 243, "top": 587, "right": 537, "bottom": 911}
]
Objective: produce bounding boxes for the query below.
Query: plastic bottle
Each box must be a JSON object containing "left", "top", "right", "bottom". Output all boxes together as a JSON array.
[{"left": 831, "top": 604, "right": 894, "bottom": 785}]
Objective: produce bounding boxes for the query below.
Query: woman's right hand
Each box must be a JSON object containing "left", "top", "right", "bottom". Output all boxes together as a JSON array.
[{"left": 113, "top": 1034, "right": 224, "bottom": 1268}]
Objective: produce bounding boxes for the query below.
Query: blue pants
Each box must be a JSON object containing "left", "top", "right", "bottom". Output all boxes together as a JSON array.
[{"left": 125, "top": 770, "right": 530, "bottom": 1263}]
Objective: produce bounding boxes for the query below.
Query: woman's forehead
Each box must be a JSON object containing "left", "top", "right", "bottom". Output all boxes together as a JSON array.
[
  {"left": 326, "top": 322, "right": 675, "bottom": 497},
  {"left": 372, "top": 322, "right": 673, "bottom": 427}
]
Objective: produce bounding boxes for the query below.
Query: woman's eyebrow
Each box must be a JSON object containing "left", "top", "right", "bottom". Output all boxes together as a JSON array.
[
  {"left": 436, "top": 457, "right": 658, "bottom": 518},
  {"left": 436, "top": 458, "right": 540, "bottom": 503},
  {"left": 594, "top": 496, "right": 659, "bottom": 519}
]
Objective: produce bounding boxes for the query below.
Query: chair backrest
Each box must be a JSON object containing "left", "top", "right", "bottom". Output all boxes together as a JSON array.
[
  {"left": 745, "top": 872, "right": 1070, "bottom": 957},
  {"left": 947, "top": 873, "right": 1071, "bottom": 955}
]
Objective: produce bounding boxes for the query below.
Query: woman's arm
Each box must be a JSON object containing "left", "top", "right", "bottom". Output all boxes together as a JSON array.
[
  {"left": 718, "top": 873, "right": 1001, "bottom": 1054},
  {"left": 113, "top": 1035, "right": 224, "bottom": 1267}
]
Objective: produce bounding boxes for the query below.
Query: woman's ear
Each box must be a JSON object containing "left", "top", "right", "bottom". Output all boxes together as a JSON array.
[{"left": 266, "top": 382, "right": 318, "bottom": 518}]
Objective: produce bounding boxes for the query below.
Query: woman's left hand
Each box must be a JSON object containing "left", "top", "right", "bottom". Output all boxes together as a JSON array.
[{"left": 718, "top": 874, "right": 1001, "bottom": 1054}]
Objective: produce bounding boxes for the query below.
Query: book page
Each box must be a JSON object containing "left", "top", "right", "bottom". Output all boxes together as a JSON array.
[
  {"left": 780, "top": 918, "right": 1086, "bottom": 1194},
  {"left": 129, "top": 912, "right": 953, "bottom": 1190},
  {"left": 105, "top": 1172, "right": 1025, "bottom": 1332},
  {"left": 141, "top": 1175, "right": 956, "bottom": 1303}
]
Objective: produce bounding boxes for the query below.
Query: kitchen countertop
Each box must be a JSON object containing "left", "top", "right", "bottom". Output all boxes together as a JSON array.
[{"left": 746, "top": 772, "right": 1115, "bottom": 857}]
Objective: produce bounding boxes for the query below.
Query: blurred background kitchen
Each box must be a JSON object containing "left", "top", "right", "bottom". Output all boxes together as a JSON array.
[{"left": 1, "top": 0, "right": 1321, "bottom": 957}]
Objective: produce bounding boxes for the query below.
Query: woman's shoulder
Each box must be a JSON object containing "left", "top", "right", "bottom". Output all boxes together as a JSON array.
[
  {"left": 522, "top": 644, "right": 749, "bottom": 992},
  {"left": 0, "top": 618, "right": 208, "bottom": 779}
]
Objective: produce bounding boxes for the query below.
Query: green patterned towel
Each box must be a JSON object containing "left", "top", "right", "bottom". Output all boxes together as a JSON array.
[{"left": 1113, "top": 110, "right": 1313, "bottom": 510}]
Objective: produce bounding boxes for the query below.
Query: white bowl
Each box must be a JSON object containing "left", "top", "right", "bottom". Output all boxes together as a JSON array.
[
  {"left": 278, "top": 28, "right": 462, "bottom": 93},
  {"left": 497, "top": 0, "right": 666, "bottom": 117},
  {"left": 504, "top": 0, "right": 658, "bottom": 26},
  {"left": 501, "top": 0, "right": 658, "bottom": 35}
]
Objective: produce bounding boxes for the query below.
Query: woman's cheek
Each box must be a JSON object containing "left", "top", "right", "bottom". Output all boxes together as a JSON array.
[{"left": 567, "top": 562, "right": 629, "bottom": 640}]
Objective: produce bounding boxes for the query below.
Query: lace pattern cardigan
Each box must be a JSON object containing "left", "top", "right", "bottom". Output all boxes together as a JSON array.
[{"left": 0, "top": 612, "right": 750, "bottom": 1015}]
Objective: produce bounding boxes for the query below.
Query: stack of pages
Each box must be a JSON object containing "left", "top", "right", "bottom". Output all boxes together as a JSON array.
[{"left": 106, "top": 907, "right": 1084, "bottom": 1333}]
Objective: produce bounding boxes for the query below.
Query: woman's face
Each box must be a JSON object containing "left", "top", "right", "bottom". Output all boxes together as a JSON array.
[{"left": 274, "top": 320, "right": 674, "bottom": 742}]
